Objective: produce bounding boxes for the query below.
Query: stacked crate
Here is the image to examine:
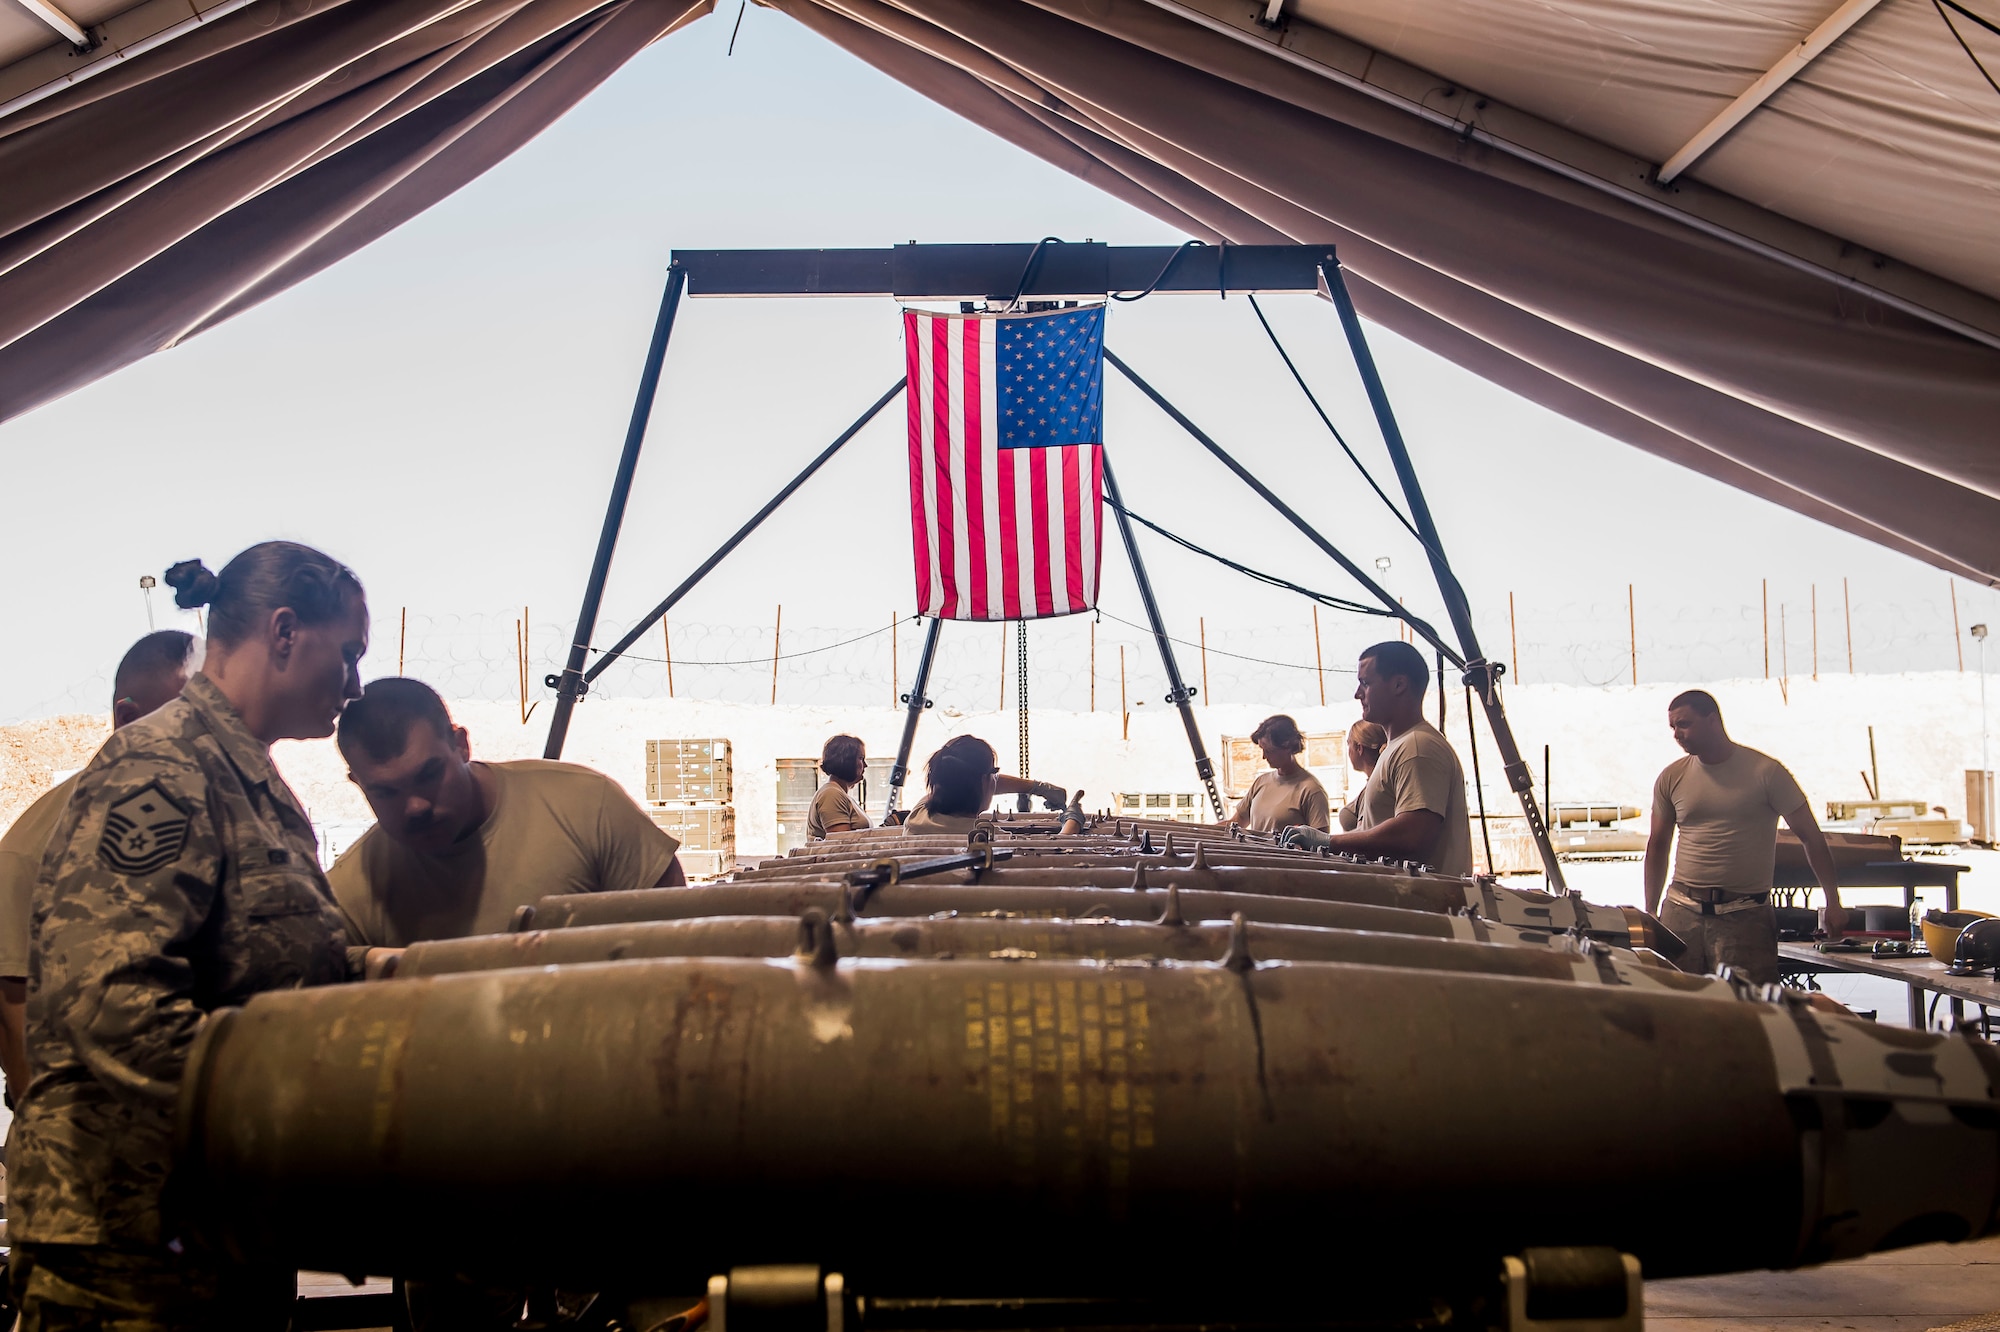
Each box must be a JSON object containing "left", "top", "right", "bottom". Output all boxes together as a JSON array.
[
  {"left": 774, "top": 759, "right": 821, "bottom": 857},
  {"left": 1110, "top": 791, "right": 1208, "bottom": 823},
  {"left": 645, "top": 739, "right": 734, "bottom": 880}
]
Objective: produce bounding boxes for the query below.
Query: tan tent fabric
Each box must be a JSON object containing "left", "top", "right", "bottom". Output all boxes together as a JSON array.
[
  {"left": 769, "top": 0, "right": 2000, "bottom": 584},
  {"left": 0, "top": 0, "right": 708, "bottom": 418},
  {"left": 1, "top": 0, "right": 1995, "bottom": 583}
]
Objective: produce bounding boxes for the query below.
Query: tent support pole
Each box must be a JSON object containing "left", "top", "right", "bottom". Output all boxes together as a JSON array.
[
  {"left": 1102, "top": 452, "right": 1225, "bottom": 821},
  {"left": 544, "top": 260, "right": 686, "bottom": 760},
  {"left": 1318, "top": 254, "right": 1567, "bottom": 892},
  {"left": 1105, "top": 348, "right": 1456, "bottom": 664},
  {"left": 886, "top": 615, "right": 943, "bottom": 821},
  {"left": 577, "top": 376, "right": 907, "bottom": 694}
]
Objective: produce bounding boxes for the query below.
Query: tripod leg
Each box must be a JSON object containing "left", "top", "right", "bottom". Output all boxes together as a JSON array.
[
  {"left": 1102, "top": 453, "right": 1224, "bottom": 821},
  {"left": 886, "top": 616, "right": 943, "bottom": 821},
  {"left": 1320, "top": 256, "right": 1568, "bottom": 891}
]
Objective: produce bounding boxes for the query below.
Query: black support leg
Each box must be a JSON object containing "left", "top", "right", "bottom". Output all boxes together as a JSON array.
[
  {"left": 1102, "top": 453, "right": 1224, "bottom": 821},
  {"left": 1318, "top": 255, "right": 1567, "bottom": 892},
  {"left": 544, "top": 261, "right": 687, "bottom": 759},
  {"left": 886, "top": 616, "right": 944, "bottom": 821}
]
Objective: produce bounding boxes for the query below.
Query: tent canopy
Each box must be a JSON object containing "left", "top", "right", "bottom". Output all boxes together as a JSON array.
[{"left": 3, "top": 0, "right": 1996, "bottom": 581}]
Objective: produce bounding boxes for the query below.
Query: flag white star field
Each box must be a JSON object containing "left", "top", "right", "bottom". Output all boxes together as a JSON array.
[{"left": 903, "top": 305, "right": 1105, "bottom": 620}]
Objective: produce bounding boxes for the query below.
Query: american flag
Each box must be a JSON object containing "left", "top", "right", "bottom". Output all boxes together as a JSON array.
[{"left": 904, "top": 305, "right": 1105, "bottom": 620}]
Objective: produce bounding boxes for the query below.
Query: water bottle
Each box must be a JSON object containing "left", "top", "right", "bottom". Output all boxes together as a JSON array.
[{"left": 1910, "top": 893, "right": 1928, "bottom": 943}]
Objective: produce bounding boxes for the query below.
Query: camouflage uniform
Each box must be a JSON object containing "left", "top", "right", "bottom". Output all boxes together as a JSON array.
[{"left": 8, "top": 672, "right": 353, "bottom": 1331}]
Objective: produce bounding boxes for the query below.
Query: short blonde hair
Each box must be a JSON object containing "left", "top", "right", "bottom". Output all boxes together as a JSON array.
[{"left": 1350, "top": 721, "right": 1387, "bottom": 756}]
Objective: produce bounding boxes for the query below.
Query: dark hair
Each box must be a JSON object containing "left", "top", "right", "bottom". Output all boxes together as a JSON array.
[
  {"left": 925, "top": 735, "right": 996, "bottom": 817},
  {"left": 112, "top": 630, "right": 197, "bottom": 706},
  {"left": 1360, "top": 640, "right": 1430, "bottom": 693},
  {"left": 1250, "top": 714, "right": 1306, "bottom": 756},
  {"left": 337, "top": 677, "right": 454, "bottom": 764},
  {"left": 821, "top": 734, "right": 866, "bottom": 785},
  {"left": 1669, "top": 689, "right": 1722, "bottom": 720},
  {"left": 165, "top": 542, "right": 363, "bottom": 647}
]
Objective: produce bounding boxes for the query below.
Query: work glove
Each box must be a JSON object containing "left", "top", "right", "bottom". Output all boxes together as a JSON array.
[
  {"left": 1281, "top": 825, "right": 1332, "bottom": 852},
  {"left": 1062, "top": 790, "right": 1086, "bottom": 825}
]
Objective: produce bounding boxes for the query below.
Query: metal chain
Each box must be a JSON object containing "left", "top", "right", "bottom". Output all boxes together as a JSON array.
[{"left": 1016, "top": 619, "right": 1030, "bottom": 779}]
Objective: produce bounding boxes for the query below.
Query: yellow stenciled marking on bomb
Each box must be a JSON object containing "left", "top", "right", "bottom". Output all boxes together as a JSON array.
[{"left": 961, "top": 970, "right": 1157, "bottom": 1190}]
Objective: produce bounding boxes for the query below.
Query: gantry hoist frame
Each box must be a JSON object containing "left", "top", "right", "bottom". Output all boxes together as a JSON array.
[{"left": 539, "top": 241, "right": 1568, "bottom": 889}]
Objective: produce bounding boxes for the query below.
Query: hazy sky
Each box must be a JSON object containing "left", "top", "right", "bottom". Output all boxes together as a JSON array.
[{"left": 2, "top": 6, "right": 1992, "bottom": 721}]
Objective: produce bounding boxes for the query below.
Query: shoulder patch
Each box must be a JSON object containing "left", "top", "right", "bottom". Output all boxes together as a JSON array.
[{"left": 98, "top": 781, "right": 193, "bottom": 875}]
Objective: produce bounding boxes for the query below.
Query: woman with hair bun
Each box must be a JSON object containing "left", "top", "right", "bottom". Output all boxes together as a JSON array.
[
  {"left": 903, "top": 735, "right": 1071, "bottom": 835},
  {"left": 807, "top": 734, "right": 872, "bottom": 839},
  {"left": 1225, "top": 713, "right": 1331, "bottom": 835},
  {"left": 10, "top": 541, "right": 367, "bottom": 1329},
  {"left": 1339, "top": 720, "right": 1388, "bottom": 831}
]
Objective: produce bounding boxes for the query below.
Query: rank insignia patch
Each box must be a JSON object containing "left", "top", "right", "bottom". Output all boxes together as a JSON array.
[{"left": 99, "top": 782, "right": 192, "bottom": 875}]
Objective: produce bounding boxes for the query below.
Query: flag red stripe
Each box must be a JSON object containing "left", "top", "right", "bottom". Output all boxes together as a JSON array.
[
  {"left": 995, "top": 448, "right": 1020, "bottom": 619},
  {"left": 1061, "top": 444, "right": 1083, "bottom": 610},
  {"left": 929, "top": 315, "right": 959, "bottom": 618},
  {"left": 1028, "top": 443, "right": 1054, "bottom": 618},
  {"left": 1089, "top": 446, "right": 1104, "bottom": 604},
  {"left": 905, "top": 311, "right": 931, "bottom": 615}
]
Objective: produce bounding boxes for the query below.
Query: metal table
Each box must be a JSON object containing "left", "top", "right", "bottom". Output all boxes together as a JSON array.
[
  {"left": 1773, "top": 859, "right": 1968, "bottom": 911},
  {"left": 1778, "top": 940, "right": 2000, "bottom": 1030}
]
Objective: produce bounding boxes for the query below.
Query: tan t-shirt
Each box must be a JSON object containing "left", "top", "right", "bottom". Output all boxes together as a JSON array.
[
  {"left": 902, "top": 803, "right": 985, "bottom": 835},
  {"left": 0, "top": 774, "right": 78, "bottom": 977},
  {"left": 1356, "top": 721, "right": 1473, "bottom": 875},
  {"left": 807, "top": 782, "right": 870, "bottom": 839},
  {"left": 1654, "top": 746, "right": 1807, "bottom": 893},
  {"left": 330, "top": 759, "right": 680, "bottom": 946},
  {"left": 1232, "top": 769, "right": 1330, "bottom": 834}
]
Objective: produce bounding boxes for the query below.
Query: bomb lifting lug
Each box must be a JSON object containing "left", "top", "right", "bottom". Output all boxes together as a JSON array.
[
  {"left": 1498, "top": 1249, "right": 1642, "bottom": 1332},
  {"left": 709, "top": 1266, "right": 845, "bottom": 1332}
]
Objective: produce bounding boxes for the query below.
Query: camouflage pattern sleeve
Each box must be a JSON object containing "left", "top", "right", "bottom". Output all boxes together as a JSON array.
[{"left": 35, "top": 752, "right": 221, "bottom": 1104}]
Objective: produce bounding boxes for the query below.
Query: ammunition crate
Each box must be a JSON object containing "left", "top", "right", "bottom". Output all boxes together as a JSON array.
[
  {"left": 645, "top": 739, "right": 733, "bottom": 803},
  {"left": 676, "top": 850, "right": 735, "bottom": 882},
  {"left": 1111, "top": 792, "right": 1209, "bottom": 823},
  {"left": 646, "top": 802, "right": 736, "bottom": 854},
  {"left": 776, "top": 757, "right": 821, "bottom": 804}
]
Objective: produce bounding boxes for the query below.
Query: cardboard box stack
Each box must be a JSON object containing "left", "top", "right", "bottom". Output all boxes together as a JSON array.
[{"left": 645, "top": 738, "right": 735, "bottom": 880}]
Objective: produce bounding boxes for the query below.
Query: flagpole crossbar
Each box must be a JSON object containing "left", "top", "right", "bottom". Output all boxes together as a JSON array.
[{"left": 543, "top": 241, "right": 1567, "bottom": 886}]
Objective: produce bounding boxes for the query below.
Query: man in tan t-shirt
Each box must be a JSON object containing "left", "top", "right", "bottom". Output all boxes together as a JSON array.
[
  {"left": 328, "top": 678, "right": 682, "bottom": 950},
  {"left": 0, "top": 630, "right": 199, "bottom": 1102},
  {"left": 1645, "top": 689, "right": 1844, "bottom": 984},
  {"left": 1286, "top": 642, "right": 1472, "bottom": 875}
]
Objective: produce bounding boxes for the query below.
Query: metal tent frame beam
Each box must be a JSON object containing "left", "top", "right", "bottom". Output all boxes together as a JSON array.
[{"left": 1658, "top": 0, "right": 1888, "bottom": 184}]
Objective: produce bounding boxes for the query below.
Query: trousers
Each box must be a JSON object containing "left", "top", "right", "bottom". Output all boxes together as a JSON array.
[
  {"left": 1659, "top": 898, "right": 1780, "bottom": 986},
  {"left": 8, "top": 1241, "right": 293, "bottom": 1332}
]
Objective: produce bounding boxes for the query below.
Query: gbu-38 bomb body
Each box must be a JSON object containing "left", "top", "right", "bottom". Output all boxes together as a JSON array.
[{"left": 174, "top": 816, "right": 2000, "bottom": 1328}]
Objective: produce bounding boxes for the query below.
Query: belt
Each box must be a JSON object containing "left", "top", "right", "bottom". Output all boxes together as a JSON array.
[{"left": 1670, "top": 887, "right": 1770, "bottom": 916}]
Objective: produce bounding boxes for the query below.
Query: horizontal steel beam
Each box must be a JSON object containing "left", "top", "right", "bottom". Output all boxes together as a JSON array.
[{"left": 672, "top": 243, "right": 1329, "bottom": 299}]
